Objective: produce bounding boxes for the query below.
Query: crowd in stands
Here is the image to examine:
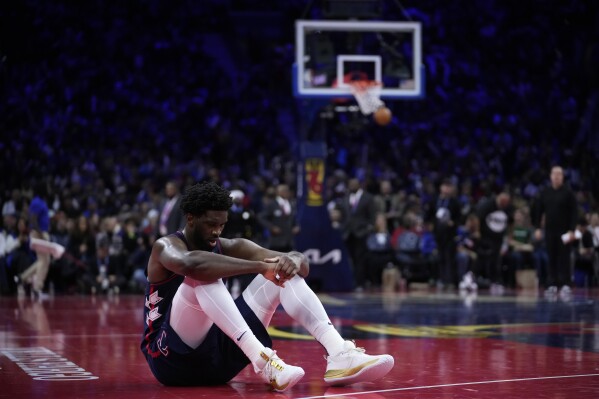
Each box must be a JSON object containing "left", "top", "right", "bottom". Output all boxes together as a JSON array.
[{"left": 0, "top": 0, "right": 598, "bottom": 295}]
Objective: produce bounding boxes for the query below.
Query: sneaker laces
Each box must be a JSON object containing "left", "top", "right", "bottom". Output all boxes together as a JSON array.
[
  {"left": 325, "top": 341, "right": 365, "bottom": 360},
  {"left": 260, "top": 350, "right": 285, "bottom": 383}
]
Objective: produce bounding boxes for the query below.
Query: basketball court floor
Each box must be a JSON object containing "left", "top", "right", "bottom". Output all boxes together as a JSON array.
[{"left": 2, "top": 287, "right": 598, "bottom": 398}]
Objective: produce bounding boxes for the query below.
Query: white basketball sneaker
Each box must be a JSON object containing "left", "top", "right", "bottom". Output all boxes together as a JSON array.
[
  {"left": 324, "top": 341, "right": 394, "bottom": 386},
  {"left": 257, "top": 349, "right": 305, "bottom": 392}
]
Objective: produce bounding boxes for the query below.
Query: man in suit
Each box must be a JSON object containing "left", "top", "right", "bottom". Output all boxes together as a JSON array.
[
  {"left": 340, "top": 178, "right": 378, "bottom": 291},
  {"left": 157, "top": 181, "right": 186, "bottom": 238},
  {"left": 257, "top": 184, "right": 300, "bottom": 252},
  {"left": 373, "top": 179, "right": 405, "bottom": 234},
  {"left": 426, "top": 179, "right": 462, "bottom": 289}
]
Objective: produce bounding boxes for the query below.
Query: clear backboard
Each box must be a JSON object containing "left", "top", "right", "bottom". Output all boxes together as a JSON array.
[{"left": 294, "top": 20, "right": 423, "bottom": 99}]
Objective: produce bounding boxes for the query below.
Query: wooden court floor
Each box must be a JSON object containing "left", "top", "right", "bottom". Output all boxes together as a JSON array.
[{"left": 1, "top": 287, "right": 599, "bottom": 398}]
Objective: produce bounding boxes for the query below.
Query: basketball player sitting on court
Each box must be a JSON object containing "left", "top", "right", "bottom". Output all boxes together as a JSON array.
[{"left": 141, "top": 181, "right": 394, "bottom": 392}]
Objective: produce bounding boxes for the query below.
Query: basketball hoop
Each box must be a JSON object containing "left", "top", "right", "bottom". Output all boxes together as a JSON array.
[{"left": 348, "top": 80, "right": 385, "bottom": 115}]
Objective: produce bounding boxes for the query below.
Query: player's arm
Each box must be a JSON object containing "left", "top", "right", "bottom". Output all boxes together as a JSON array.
[
  {"left": 219, "top": 237, "right": 310, "bottom": 278},
  {"left": 150, "top": 236, "right": 278, "bottom": 283}
]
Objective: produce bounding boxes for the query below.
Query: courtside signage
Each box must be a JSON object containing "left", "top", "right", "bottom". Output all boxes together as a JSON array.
[{"left": 1, "top": 347, "right": 99, "bottom": 380}]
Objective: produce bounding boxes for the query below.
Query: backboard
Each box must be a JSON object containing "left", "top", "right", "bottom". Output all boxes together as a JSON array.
[{"left": 294, "top": 20, "right": 423, "bottom": 99}]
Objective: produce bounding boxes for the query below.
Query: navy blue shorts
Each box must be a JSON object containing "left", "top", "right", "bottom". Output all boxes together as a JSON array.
[{"left": 144, "top": 295, "right": 272, "bottom": 386}]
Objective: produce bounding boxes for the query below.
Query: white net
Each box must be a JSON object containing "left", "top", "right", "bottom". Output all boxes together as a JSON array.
[{"left": 349, "top": 81, "right": 385, "bottom": 115}]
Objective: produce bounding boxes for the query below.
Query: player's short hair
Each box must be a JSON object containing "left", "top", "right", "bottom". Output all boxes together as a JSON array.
[{"left": 180, "top": 181, "right": 232, "bottom": 216}]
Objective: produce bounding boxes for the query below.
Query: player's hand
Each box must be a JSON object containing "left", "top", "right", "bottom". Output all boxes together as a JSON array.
[
  {"left": 261, "top": 259, "right": 287, "bottom": 287},
  {"left": 286, "top": 251, "right": 310, "bottom": 277},
  {"left": 265, "top": 254, "right": 301, "bottom": 282}
]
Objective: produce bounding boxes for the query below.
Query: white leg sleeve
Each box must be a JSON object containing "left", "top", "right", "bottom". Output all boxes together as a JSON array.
[
  {"left": 242, "top": 275, "right": 283, "bottom": 327},
  {"left": 170, "top": 277, "right": 267, "bottom": 369},
  {"left": 170, "top": 280, "right": 215, "bottom": 348},
  {"left": 243, "top": 275, "right": 346, "bottom": 355}
]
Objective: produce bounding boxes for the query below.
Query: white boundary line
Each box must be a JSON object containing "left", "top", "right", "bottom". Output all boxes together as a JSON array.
[{"left": 296, "top": 373, "right": 599, "bottom": 398}]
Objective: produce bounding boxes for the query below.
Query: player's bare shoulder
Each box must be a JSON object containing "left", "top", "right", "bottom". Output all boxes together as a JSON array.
[
  {"left": 147, "top": 235, "right": 186, "bottom": 283},
  {"left": 215, "top": 236, "right": 234, "bottom": 253}
]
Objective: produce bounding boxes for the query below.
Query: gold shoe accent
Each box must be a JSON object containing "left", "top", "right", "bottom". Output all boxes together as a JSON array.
[
  {"left": 260, "top": 351, "right": 284, "bottom": 371},
  {"left": 270, "top": 379, "right": 289, "bottom": 391},
  {"left": 324, "top": 358, "right": 378, "bottom": 379}
]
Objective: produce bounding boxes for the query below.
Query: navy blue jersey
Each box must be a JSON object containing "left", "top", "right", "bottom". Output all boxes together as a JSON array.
[
  {"left": 140, "top": 231, "right": 272, "bottom": 386},
  {"left": 141, "top": 231, "right": 189, "bottom": 359}
]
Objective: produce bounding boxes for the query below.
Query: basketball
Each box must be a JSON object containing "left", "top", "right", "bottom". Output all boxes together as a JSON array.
[{"left": 373, "top": 106, "right": 392, "bottom": 126}]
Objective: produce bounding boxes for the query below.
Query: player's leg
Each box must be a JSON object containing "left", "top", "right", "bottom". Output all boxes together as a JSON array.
[
  {"left": 243, "top": 274, "right": 394, "bottom": 385},
  {"left": 170, "top": 277, "right": 304, "bottom": 392},
  {"left": 244, "top": 274, "right": 345, "bottom": 353}
]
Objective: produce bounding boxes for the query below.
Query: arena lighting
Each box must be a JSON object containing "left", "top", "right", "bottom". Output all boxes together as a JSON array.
[{"left": 322, "top": 0, "right": 382, "bottom": 19}]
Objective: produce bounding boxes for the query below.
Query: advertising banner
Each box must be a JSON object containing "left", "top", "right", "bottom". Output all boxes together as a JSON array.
[{"left": 294, "top": 142, "right": 354, "bottom": 292}]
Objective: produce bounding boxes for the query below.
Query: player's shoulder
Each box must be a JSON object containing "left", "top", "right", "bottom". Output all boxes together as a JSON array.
[
  {"left": 217, "top": 236, "right": 255, "bottom": 256},
  {"left": 153, "top": 234, "right": 186, "bottom": 251},
  {"left": 216, "top": 236, "right": 234, "bottom": 250}
]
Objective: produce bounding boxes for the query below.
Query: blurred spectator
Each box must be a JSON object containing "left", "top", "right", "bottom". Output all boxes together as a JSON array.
[
  {"left": 338, "top": 178, "right": 378, "bottom": 291},
  {"left": 392, "top": 212, "right": 431, "bottom": 287},
  {"left": 365, "top": 214, "right": 396, "bottom": 288},
  {"left": 81, "top": 242, "right": 126, "bottom": 295},
  {"left": 222, "top": 189, "right": 257, "bottom": 240},
  {"left": 532, "top": 165, "right": 579, "bottom": 298},
  {"left": 257, "top": 184, "right": 300, "bottom": 252},
  {"left": 0, "top": 212, "right": 22, "bottom": 294},
  {"left": 95, "top": 216, "right": 125, "bottom": 286},
  {"left": 47, "top": 211, "right": 74, "bottom": 293},
  {"left": 119, "top": 216, "right": 153, "bottom": 292},
  {"left": 420, "top": 220, "right": 439, "bottom": 284},
  {"left": 426, "top": 179, "right": 461, "bottom": 288},
  {"left": 573, "top": 217, "right": 595, "bottom": 287},
  {"left": 506, "top": 207, "right": 535, "bottom": 281},
  {"left": 6, "top": 217, "right": 35, "bottom": 295},
  {"left": 140, "top": 209, "right": 160, "bottom": 241},
  {"left": 68, "top": 215, "right": 97, "bottom": 267},
  {"left": 96, "top": 216, "right": 124, "bottom": 260},
  {"left": 2, "top": 189, "right": 23, "bottom": 218},
  {"left": 374, "top": 180, "right": 404, "bottom": 233},
  {"left": 532, "top": 219, "right": 550, "bottom": 288},
  {"left": 156, "top": 181, "right": 185, "bottom": 238},
  {"left": 18, "top": 182, "right": 52, "bottom": 298},
  {"left": 476, "top": 192, "right": 514, "bottom": 294},
  {"left": 456, "top": 213, "right": 480, "bottom": 290},
  {"left": 588, "top": 211, "right": 599, "bottom": 255}
]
